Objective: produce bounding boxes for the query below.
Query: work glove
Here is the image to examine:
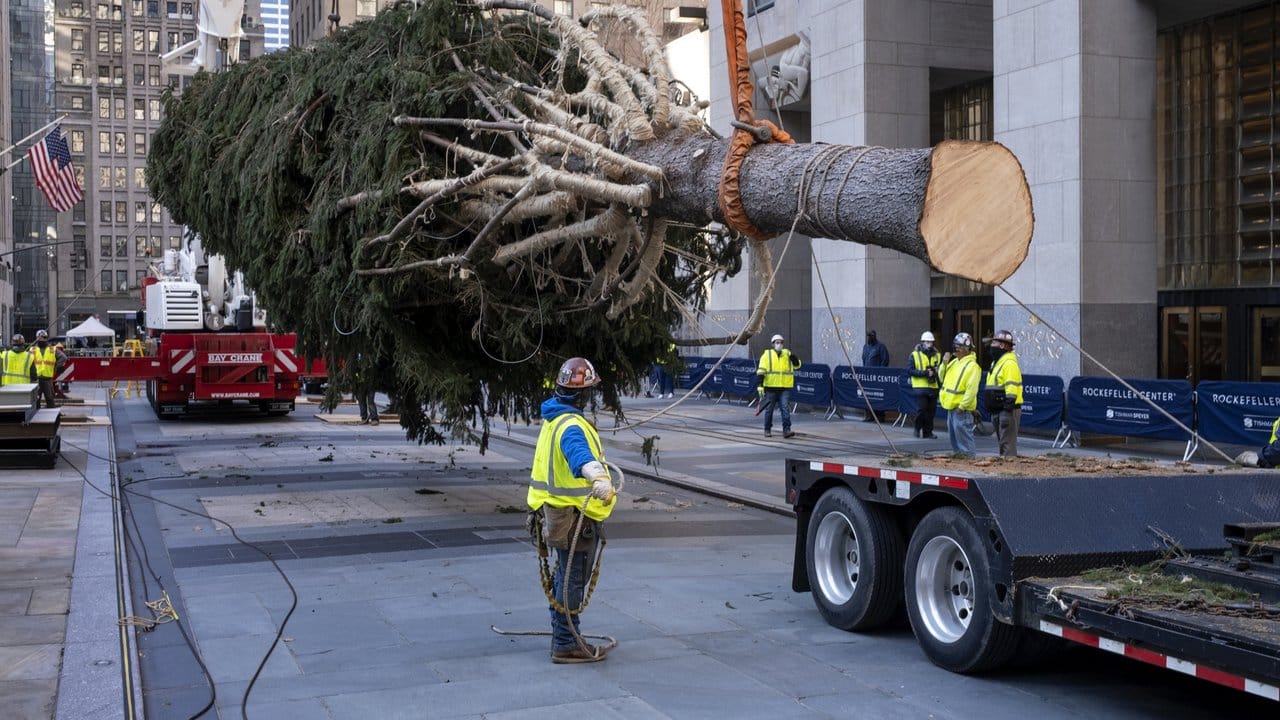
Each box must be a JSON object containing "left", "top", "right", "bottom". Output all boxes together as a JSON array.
[
  {"left": 1234, "top": 451, "right": 1259, "bottom": 468},
  {"left": 582, "top": 460, "right": 615, "bottom": 502}
]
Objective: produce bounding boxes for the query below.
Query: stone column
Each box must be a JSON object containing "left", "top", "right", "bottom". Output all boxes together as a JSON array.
[{"left": 995, "top": 0, "right": 1157, "bottom": 378}]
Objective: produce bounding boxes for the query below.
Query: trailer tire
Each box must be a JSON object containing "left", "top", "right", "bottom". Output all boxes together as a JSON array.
[
  {"left": 805, "top": 486, "right": 904, "bottom": 631},
  {"left": 905, "top": 507, "right": 1020, "bottom": 673}
]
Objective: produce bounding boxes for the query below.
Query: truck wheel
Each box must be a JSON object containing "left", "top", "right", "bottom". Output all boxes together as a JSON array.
[
  {"left": 905, "top": 507, "right": 1020, "bottom": 673},
  {"left": 806, "top": 486, "right": 904, "bottom": 631}
]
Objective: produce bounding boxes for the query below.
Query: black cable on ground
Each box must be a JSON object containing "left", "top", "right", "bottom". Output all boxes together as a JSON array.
[{"left": 61, "top": 436, "right": 299, "bottom": 720}]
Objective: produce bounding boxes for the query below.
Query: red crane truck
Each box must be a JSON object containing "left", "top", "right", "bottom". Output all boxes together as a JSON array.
[{"left": 58, "top": 238, "right": 304, "bottom": 419}]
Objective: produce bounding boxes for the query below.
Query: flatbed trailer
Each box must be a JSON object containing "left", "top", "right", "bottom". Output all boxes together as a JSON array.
[{"left": 786, "top": 456, "right": 1280, "bottom": 701}]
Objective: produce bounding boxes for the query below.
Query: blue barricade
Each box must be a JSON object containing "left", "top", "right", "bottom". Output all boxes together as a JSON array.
[
  {"left": 722, "top": 358, "right": 759, "bottom": 399},
  {"left": 1066, "top": 377, "right": 1193, "bottom": 440},
  {"left": 793, "top": 364, "right": 832, "bottom": 407},
  {"left": 834, "top": 365, "right": 903, "bottom": 413},
  {"left": 897, "top": 373, "right": 943, "bottom": 419},
  {"left": 676, "top": 356, "right": 710, "bottom": 391},
  {"left": 1194, "top": 381, "right": 1280, "bottom": 446},
  {"left": 1019, "top": 374, "right": 1065, "bottom": 431}
]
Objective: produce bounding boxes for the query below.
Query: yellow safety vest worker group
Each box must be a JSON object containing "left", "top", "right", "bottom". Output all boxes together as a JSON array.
[
  {"left": 984, "top": 352, "right": 1023, "bottom": 405},
  {"left": 939, "top": 353, "right": 981, "bottom": 411},
  {"left": 528, "top": 413, "right": 616, "bottom": 522},
  {"left": 909, "top": 348, "right": 940, "bottom": 390},
  {"left": 31, "top": 346, "right": 57, "bottom": 379},
  {"left": 757, "top": 348, "right": 799, "bottom": 389},
  {"left": 1, "top": 348, "right": 34, "bottom": 385}
]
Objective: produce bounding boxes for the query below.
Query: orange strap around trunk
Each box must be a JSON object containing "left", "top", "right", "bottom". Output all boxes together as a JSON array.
[{"left": 718, "top": 0, "right": 794, "bottom": 242}]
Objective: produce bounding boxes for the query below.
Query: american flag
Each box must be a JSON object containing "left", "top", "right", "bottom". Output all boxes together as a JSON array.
[{"left": 27, "top": 126, "right": 84, "bottom": 212}]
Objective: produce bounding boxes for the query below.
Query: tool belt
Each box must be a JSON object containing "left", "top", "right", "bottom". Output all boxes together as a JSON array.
[{"left": 530, "top": 506, "right": 601, "bottom": 550}]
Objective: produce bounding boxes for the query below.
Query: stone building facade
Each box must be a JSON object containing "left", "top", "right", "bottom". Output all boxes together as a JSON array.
[{"left": 697, "top": 0, "right": 1280, "bottom": 385}]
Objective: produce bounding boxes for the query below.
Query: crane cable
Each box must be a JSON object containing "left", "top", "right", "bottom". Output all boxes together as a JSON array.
[{"left": 717, "top": 0, "right": 793, "bottom": 241}]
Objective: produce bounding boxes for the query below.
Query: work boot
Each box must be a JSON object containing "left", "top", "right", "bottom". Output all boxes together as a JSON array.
[
  {"left": 764, "top": 430, "right": 772, "bottom": 438},
  {"left": 551, "top": 643, "right": 609, "bottom": 664},
  {"left": 783, "top": 430, "right": 795, "bottom": 439}
]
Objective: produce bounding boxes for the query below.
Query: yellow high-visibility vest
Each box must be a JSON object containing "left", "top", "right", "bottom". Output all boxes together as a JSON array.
[
  {"left": 1270, "top": 418, "right": 1279, "bottom": 445},
  {"left": 909, "top": 349, "right": 939, "bottom": 389},
  {"left": 757, "top": 348, "right": 799, "bottom": 389},
  {"left": 1, "top": 348, "right": 35, "bottom": 385},
  {"left": 984, "top": 352, "right": 1023, "bottom": 405},
  {"left": 528, "top": 413, "right": 615, "bottom": 522},
  {"left": 32, "top": 346, "right": 57, "bottom": 379},
  {"left": 939, "top": 354, "right": 980, "bottom": 411}
]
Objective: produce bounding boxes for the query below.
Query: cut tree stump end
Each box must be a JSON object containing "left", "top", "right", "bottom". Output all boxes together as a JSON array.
[{"left": 920, "top": 140, "right": 1034, "bottom": 286}]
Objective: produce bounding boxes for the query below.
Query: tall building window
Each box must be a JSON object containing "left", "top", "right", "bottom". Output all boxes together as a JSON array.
[
  {"left": 99, "top": 97, "right": 109, "bottom": 118},
  {"left": 117, "top": 270, "right": 129, "bottom": 291},
  {"left": 151, "top": 202, "right": 162, "bottom": 222},
  {"left": 149, "top": 99, "right": 161, "bottom": 119},
  {"left": 70, "top": 130, "right": 84, "bottom": 153},
  {"left": 148, "top": 66, "right": 160, "bottom": 86},
  {"left": 97, "top": 2, "right": 109, "bottom": 19},
  {"left": 132, "top": 0, "right": 143, "bottom": 15},
  {"left": 71, "top": 29, "right": 85, "bottom": 51},
  {"left": 115, "top": 202, "right": 127, "bottom": 224},
  {"left": 135, "top": 234, "right": 148, "bottom": 255},
  {"left": 97, "top": 30, "right": 109, "bottom": 52},
  {"left": 100, "top": 234, "right": 112, "bottom": 256},
  {"left": 75, "top": 270, "right": 87, "bottom": 292},
  {"left": 357, "top": 0, "right": 375, "bottom": 16},
  {"left": 133, "top": 64, "right": 145, "bottom": 85},
  {"left": 1158, "top": 5, "right": 1280, "bottom": 289},
  {"left": 115, "top": 236, "right": 128, "bottom": 256},
  {"left": 134, "top": 132, "right": 145, "bottom": 155},
  {"left": 114, "top": 132, "right": 126, "bottom": 154},
  {"left": 115, "top": 166, "right": 126, "bottom": 188},
  {"left": 98, "top": 166, "right": 111, "bottom": 188},
  {"left": 98, "top": 65, "right": 110, "bottom": 84},
  {"left": 133, "top": 29, "right": 144, "bottom": 51},
  {"left": 113, "top": 31, "right": 122, "bottom": 53},
  {"left": 72, "top": 239, "right": 87, "bottom": 269},
  {"left": 134, "top": 167, "right": 146, "bottom": 188},
  {"left": 114, "top": 97, "right": 125, "bottom": 119},
  {"left": 134, "top": 98, "right": 145, "bottom": 119},
  {"left": 148, "top": 30, "right": 159, "bottom": 52},
  {"left": 100, "top": 270, "right": 111, "bottom": 291},
  {"left": 135, "top": 202, "right": 146, "bottom": 223},
  {"left": 554, "top": 0, "right": 571, "bottom": 16},
  {"left": 98, "top": 131, "right": 109, "bottom": 153},
  {"left": 930, "top": 79, "right": 993, "bottom": 144},
  {"left": 70, "top": 94, "right": 84, "bottom": 109}
]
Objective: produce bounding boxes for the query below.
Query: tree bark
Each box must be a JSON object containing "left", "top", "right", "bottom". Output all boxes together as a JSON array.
[{"left": 627, "top": 131, "right": 1033, "bottom": 285}]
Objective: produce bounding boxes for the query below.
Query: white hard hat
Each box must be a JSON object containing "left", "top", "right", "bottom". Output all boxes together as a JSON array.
[
  {"left": 920, "top": 331, "right": 935, "bottom": 343},
  {"left": 770, "top": 334, "right": 784, "bottom": 343},
  {"left": 953, "top": 332, "right": 974, "bottom": 349}
]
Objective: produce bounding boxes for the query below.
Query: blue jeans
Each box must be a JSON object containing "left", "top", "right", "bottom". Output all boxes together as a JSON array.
[
  {"left": 763, "top": 387, "right": 792, "bottom": 433},
  {"left": 550, "top": 547, "right": 590, "bottom": 651},
  {"left": 947, "top": 409, "right": 976, "bottom": 456}
]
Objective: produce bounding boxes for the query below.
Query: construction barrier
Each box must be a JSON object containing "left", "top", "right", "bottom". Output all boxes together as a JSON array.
[
  {"left": 833, "top": 366, "right": 903, "bottom": 415},
  {"left": 1066, "top": 377, "right": 1194, "bottom": 441},
  {"left": 1193, "top": 380, "right": 1280, "bottom": 447}
]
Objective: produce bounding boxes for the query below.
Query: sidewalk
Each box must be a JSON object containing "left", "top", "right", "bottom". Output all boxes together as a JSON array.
[{"left": 0, "top": 389, "right": 128, "bottom": 720}]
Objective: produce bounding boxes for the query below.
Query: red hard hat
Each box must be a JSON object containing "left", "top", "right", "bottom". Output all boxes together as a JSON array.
[{"left": 556, "top": 357, "right": 601, "bottom": 390}]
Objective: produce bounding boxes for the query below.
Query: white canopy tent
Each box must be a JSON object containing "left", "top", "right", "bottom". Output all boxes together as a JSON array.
[{"left": 64, "top": 316, "right": 117, "bottom": 338}]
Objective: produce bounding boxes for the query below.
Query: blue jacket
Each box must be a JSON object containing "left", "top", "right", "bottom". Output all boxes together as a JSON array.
[
  {"left": 862, "top": 341, "right": 889, "bottom": 367},
  {"left": 540, "top": 395, "right": 598, "bottom": 477}
]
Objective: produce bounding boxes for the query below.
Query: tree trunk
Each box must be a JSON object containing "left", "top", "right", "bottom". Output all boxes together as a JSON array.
[{"left": 628, "top": 131, "right": 1033, "bottom": 286}]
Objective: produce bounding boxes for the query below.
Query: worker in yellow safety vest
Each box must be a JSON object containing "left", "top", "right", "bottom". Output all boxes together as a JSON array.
[
  {"left": 527, "top": 357, "right": 617, "bottom": 664},
  {"left": 30, "top": 330, "right": 59, "bottom": 409},
  {"left": 1237, "top": 418, "right": 1280, "bottom": 469},
  {"left": 757, "top": 333, "right": 801, "bottom": 438},
  {"left": 906, "top": 331, "right": 941, "bottom": 439},
  {"left": 1, "top": 334, "right": 35, "bottom": 386},
  {"left": 939, "top": 332, "right": 981, "bottom": 456},
  {"left": 983, "top": 330, "right": 1023, "bottom": 456}
]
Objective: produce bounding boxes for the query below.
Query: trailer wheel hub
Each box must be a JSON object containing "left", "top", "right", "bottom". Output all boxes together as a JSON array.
[
  {"left": 915, "top": 535, "right": 975, "bottom": 643},
  {"left": 813, "top": 511, "right": 861, "bottom": 604}
]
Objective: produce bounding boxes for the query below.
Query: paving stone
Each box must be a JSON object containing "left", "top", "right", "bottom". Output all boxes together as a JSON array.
[
  {"left": 27, "top": 588, "right": 69, "bottom": 616},
  {"left": 194, "top": 633, "right": 303, "bottom": 683},
  {"left": 0, "top": 678, "right": 57, "bottom": 720},
  {"left": 0, "top": 614, "right": 66, "bottom": 646},
  {"left": 0, "top": 644, "right": 62, "bottom": 681},
  {"left": 483, "top": 695, "right": 671, "bottom": 720},
  {"left": 0, "top": 588, "right": 33, "bottom": 615}
]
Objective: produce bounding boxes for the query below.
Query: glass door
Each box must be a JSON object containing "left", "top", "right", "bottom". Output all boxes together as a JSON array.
[
  {"left": 1254, "top": 307, "right": 1280, "bottom": 382},
  {"left": 1162, "top": 306, "right": 1227, "bottom": 383}
]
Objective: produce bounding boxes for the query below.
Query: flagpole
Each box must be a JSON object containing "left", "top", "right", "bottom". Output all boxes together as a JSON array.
[{"left": 0, "top": 114, "right": 69, "bottom": 160}]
